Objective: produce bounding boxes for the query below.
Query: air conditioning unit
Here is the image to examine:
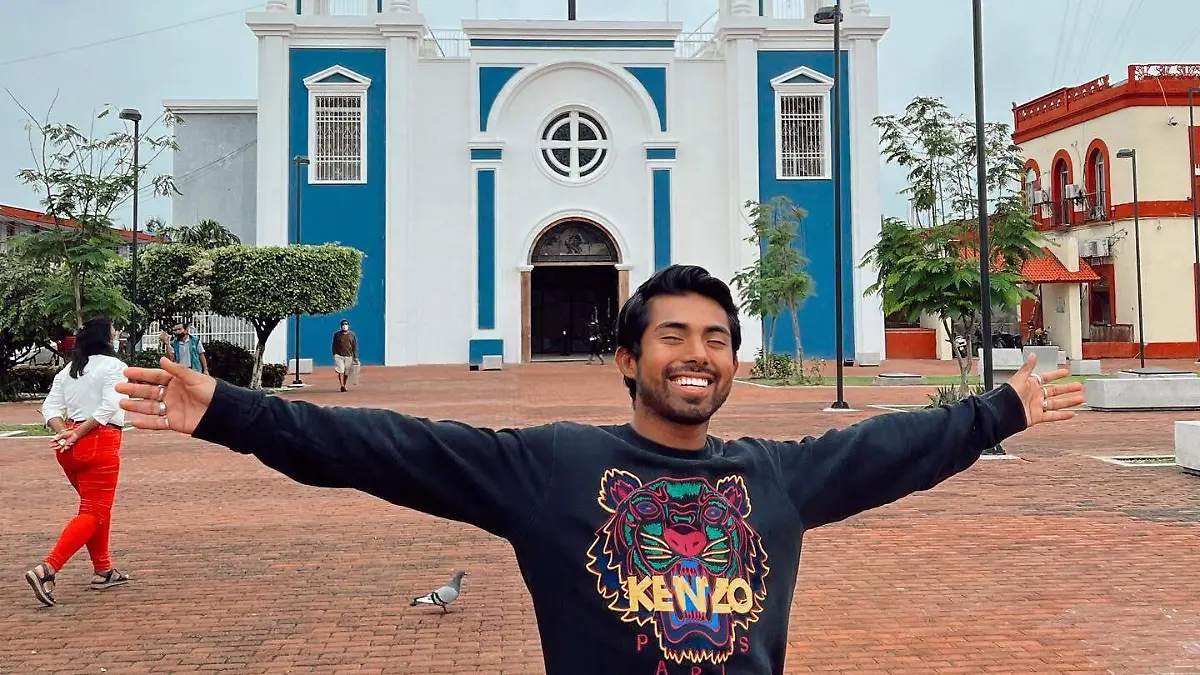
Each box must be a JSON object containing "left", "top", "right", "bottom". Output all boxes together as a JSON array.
[
  {"left": 1080, "top": 240, "right": 1098, "bottom": 257},
  {"left": 1064, "top": 183, "right": 1084, "bottom": 199},
  {"left": 1033, "top": 189, "right": 1050, "bottom": 205},
  {"left": 1093, "top": 238, "right": 1110, "bottom": 257}
]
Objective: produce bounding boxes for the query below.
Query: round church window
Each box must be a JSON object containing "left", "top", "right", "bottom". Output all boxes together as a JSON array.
[{"left": 539, "top": 109, "right": 610, "bottom": 183}]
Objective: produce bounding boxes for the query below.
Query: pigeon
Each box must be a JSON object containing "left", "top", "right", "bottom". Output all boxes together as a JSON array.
[{"left": 410, "top": 571, "right": 467, "bottom": 613}]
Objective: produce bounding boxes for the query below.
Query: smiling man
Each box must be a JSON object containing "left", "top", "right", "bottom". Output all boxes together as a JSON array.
[{"left": 116, "top": 264, "right": 1084, "bottom": 675}]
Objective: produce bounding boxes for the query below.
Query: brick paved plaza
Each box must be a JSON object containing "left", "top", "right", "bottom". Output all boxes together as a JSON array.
[{"left": 2, "top": 363, "right": 1198, "bottom": 674}]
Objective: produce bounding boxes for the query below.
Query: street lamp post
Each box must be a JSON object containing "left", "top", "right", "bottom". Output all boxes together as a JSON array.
[
  {"left": 1188, "top": 87, "right": 1200, "bottom": 364},
  {"left": 970, "top": 0, "right": 995, "bottom": 392},
  {"left": 1117, "top": 148, "right": 1146, "bottom": 369},
  {"left": 119, "top": 108, "right": 142, "bottom": 359},
  {"left": 815, "top": 0, "right": 849, "bottom": 410},
  {"left": 292, "top": 155, "right": 309, "bottom": 385}
]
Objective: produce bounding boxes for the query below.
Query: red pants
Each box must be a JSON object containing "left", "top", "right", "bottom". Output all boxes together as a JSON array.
[{"left": 46, "top": 424, "right": 122, "bottom": 574}]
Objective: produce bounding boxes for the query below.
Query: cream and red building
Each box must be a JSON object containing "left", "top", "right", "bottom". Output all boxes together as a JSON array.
[{"left": 1014, "top": 63, "right": 1200, "bottom": 360}]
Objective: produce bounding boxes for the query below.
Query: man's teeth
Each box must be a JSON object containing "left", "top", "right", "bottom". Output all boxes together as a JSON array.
[{"left": 672, "top": 377, "right": 710, "bottom": 387}]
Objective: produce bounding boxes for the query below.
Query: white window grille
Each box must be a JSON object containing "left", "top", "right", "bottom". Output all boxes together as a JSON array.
[
  {"left": 303, "top": 65, "right": 372, "bottom": 185},
  {"left": 770, "top": 66, "right": 834, "bottom": 180},
  {"left": 538, "top": 109, "right": 611, "bottom": 184}
]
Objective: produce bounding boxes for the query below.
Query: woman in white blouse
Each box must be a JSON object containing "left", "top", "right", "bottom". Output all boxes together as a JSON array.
[{"left": 25, "top": 318, "right": 131, "bottom": 607}]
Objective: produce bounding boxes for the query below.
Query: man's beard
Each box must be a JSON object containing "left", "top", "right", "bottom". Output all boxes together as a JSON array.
[{"left": 636, "top": 371, "right": 730, "bottom": 426}]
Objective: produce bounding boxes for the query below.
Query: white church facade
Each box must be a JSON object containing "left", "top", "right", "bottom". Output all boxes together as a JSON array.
[{"left": 167, "top": 0, "right": 890, "bottom": 367}]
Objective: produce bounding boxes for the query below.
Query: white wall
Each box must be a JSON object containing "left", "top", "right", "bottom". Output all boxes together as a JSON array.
[
  {"left": 409, "top": 58, "right": 476, "bottom": 363},
  {"left": 1021, "top": 105, "right": 1194, "bottom": 205},
  {"left": 489, "top": 62, "right": 663, "bottom": 364},
  {"left": 671, "top": 59, "right": 733, "bottom": 278}
]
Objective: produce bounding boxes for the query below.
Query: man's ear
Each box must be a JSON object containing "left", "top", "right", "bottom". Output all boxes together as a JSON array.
[{"left": 615, "top": 346, "right": 638, "bottom": 380}]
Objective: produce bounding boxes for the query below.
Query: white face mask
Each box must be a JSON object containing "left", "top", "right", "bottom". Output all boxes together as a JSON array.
[
  {"left": 113, "top": 338, "right": 121, "bottom": 351},
  {"left": 341, "top": 326, "right": 349, "bottom": 332}
]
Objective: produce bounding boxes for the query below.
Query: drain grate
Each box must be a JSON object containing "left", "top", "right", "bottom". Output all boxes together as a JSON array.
[{"left": 1094, "top": 455, "right": 1177, "bottom": 467}]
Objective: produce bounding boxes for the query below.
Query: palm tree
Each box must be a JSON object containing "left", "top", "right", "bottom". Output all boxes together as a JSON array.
[{"left": 157, "top": 219, "right": 241, "bottom": 249}]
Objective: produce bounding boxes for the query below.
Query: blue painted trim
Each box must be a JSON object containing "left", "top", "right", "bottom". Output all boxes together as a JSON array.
[
  {"left": 296, "top": 0, "right": 302, "bottom": 14},
  {"left": 625, "top": 67, "right": 668, "bottom": 132},
  {"left": 287, "top": 48, "right": 386, "bottom": 366},
  {"left": 645, "top": 147, "right": 676, "bottom": 160},
  {"left": 470, "top": 39, "right": 675, "bottom": 49},
  {"left": 469, "top": 339, "right": 504, "bottom": 365},
  {"left": 478, "top": 66, "right": 522, "bottom": 133},
  {"left": 756, "top": 50, "right": 855, "bottom": 360},
  {"left": 759, "top": 0, "right": 764, "bottom": 15},
  {"left": 471, "top": 148, "right": 503, "bottom": 161},
  {"left": 652, "top": 169, "right": 672, "bottom": 270},
  {"left": 477, "top": 169, "right": 497, "bottom": 330},
  {"left": 377, "top": 0, "right": 383, "bottom": 11}
]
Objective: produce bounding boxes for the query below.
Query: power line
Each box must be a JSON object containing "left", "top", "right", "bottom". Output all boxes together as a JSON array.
[{"left": 0, "top": 4, "right": 261, "bottom": 68}]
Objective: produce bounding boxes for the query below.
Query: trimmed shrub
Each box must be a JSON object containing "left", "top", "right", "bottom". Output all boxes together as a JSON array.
[
  {"left": 749, "top": 349, "right": 798, "bottom": 381},
  {"left": 261, "top": 364, "right": 287, "bottom": 389},
  {"left": 205, "top": 340, "right": 255, "bottom": 387}
]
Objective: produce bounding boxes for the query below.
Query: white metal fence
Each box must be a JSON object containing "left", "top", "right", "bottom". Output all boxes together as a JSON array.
[{"left": 140, "top": 314, "right": 258, "bottom": 352}]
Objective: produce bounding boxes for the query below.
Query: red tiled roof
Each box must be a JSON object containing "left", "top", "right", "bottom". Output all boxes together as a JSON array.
[
  {"left": 1020, "top": 246, "right": 1100, "bottom": 283},
  {"left": 0, "top": 204, "right": 160, "bottom": 243}
]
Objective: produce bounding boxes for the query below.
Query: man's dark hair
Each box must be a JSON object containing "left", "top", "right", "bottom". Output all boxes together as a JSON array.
[{"left": 614, "top": 264, "right": 741, "bottom": 402}]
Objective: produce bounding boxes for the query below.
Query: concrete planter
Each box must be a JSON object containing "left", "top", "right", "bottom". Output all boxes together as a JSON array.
[
  {"left": 975, "top": 348, "right": 1023, "bottom": 384},
  {"left": 1177, "top": 421, "right": 1200, "bottom": 474},
  {"left": 1086, "top": 377, "right": 1200, "bottom": 411},
  {"left": 1022, "top": 346, "right": 1059, "bottom": 374}
]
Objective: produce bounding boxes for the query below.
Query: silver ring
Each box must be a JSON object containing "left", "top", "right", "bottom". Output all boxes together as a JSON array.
[
  {"left": 158, "top": 385, "right": 166, "bottom": 401},
  {"left": 1031, "top": 373, "right": 1043, "bottom": 385},
  {"left": 1042, "top": 385, "right": 1049, "bottom": 400},
  {"left": 158, "top": 401, "right": 167, "bottom": 416},
  {"left": 1042, "top": 398, "right": 1050, "bottom": 412}
]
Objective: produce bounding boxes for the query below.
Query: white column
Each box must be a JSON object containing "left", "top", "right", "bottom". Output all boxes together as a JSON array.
[
  {"left": 848, "top": 36, "right": 885, "bottom": 363},
  {"left": 380, "top": 17, "right": 424, "bottom": 365},
  {"left": 725, "top": 32, "right": 764, "bottom": 361},
  {"left": 253, "top": 25, "right": 294, "bottom": 367}
]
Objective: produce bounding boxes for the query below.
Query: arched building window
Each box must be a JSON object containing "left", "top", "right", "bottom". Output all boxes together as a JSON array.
[
  {"left": 530, "top": 220, "right": 619, "bottom": 264},
  {"left": 1085, "top": 140, "right": 1110, "bottom": 221},
  {"left": 1051, "top": 153, "right": 1072, "bottom": 226},
  {"left": 1023, "top": 165, "right": 1041, "bottom": 215}
]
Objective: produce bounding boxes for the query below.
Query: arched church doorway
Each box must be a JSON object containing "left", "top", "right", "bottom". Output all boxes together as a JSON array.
[{"left": 523, "top": 219, "right": 622, "bottom": 361}]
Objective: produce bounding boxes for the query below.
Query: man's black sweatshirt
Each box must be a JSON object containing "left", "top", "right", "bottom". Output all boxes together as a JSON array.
[{"left": 193, "top": 381, "right": 1028, "bottom": 675}]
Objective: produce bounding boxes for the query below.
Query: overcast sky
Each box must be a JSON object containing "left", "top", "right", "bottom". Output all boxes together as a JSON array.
[{"left": 1, "top": 0, "right": 1197, "bottom": 228}]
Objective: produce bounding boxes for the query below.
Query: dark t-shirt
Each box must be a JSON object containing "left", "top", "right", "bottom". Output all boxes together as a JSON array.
[{"left": 194, "top": 382, "right": 1026, "bottom": 675}]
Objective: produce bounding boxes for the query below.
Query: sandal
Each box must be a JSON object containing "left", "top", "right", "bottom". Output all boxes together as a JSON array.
[
  {"left": 25, "top": 563, "right": 56, "bottom": 607},
  {"left": 90, "top": 568, "right": 130, "bottom": 590}
]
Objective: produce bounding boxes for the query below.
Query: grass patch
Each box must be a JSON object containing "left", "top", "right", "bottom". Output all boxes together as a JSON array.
[
  {"left": 0, "top": 423, "right": 54, "bottom": 437},
  {"left": 742, "top": 374, "right": 1113, "bottom": 388}
]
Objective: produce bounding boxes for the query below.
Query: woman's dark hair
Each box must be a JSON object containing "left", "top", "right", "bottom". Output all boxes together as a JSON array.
[
  {"left": 69, "top": 317, "right": 115, "bottom": 379},
  {"left": 614, "top": 265, "right": 742, "bottom": 402}
]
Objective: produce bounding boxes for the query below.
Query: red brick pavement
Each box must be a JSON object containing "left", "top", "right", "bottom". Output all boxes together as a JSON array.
[{"left": 2, "top": 363, "right": 1198, "bottom": 674}]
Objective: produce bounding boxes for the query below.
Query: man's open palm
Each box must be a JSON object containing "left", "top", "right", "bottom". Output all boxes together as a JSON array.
[
  {"left": 1005, "top": 354, "right": 1086, "bottom": 427},
  {"left": 116, "top": 358, "right": 216, "bottom": 435}
]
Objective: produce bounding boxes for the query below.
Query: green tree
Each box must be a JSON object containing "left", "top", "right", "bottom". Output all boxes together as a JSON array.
[
  {"left": 0, "top": 257, "right": 62, "bottom": 400},
  {"left": 156, "top": 218, "right": 241, "bottom": 249},
  {"left": 731, "top": 196, "right": 814, "bottom": 362},
  {"left": 113, "top": 244, "right": 214, "bottom": 345},
  {"left": 7, "top": 95, "right": 179, "bottom": 329},
  {"left": 209, "top": 244, "right": 363, "bottom": 389},
  {"left": 866, "top": 96, "right": 1040, "bottom": 397}
]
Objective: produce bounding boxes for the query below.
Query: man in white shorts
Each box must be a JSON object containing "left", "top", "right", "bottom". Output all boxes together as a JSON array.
[{"left": 331, "top": 320, "right": 359, "bottom": 393}]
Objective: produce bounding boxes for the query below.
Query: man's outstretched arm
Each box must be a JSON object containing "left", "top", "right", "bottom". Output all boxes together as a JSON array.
[
  {"left": 117, "top": 359, "right": 554, "bottom": 540},
  {"left": 773, "top": 356, "right": 1083, "bottom": 530}
]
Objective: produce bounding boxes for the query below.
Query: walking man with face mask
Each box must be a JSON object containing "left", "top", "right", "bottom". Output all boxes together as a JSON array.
[
  {"left": 332, "top": 320, "right": 359, "bottom": 393},
  {"left": 117, "top": 265, "right": 1084, "bottom": 675}
]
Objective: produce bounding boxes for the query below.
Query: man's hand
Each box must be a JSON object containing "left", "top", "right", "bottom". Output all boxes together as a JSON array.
[
  {"left": 116, "top": 357, "right": 217, "bottom": 435},
  {"left": 1005, "top": 354, "right": 1086, "bottom": 427}
]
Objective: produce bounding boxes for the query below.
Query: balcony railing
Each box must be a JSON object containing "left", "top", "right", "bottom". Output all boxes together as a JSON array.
[
  {"left": 304, "top": 0, "right": 377, "bottom": 15},
  {"left": 1089, "top": 323, "right": 1133, "bottom": 343},
  {"left": 417, "top": 29, "right": 723, "bottom": 59}
]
